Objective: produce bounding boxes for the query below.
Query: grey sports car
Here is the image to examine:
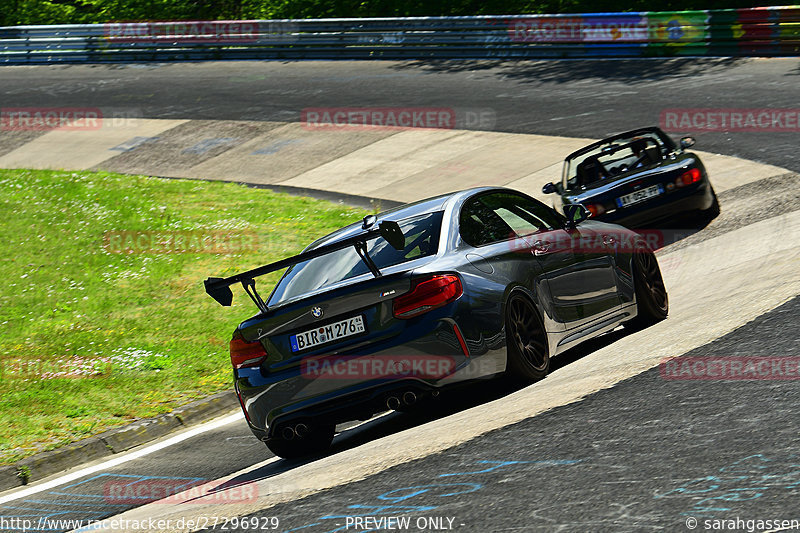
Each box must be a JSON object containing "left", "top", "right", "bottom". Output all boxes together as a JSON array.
[{"left": 205, "top": 187, "right": 668, "bottom": 458}]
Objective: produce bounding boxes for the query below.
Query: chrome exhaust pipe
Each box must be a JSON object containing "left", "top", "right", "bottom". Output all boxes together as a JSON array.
[
  {"left": 281, "top": 426, "right": 296, "bottom": 440},
  {"left": 386, "top": 396, "right": 401, "bottom": 410},
  {"left": 402, "top": 391, "right": 417, "bottom": 406},
  {"left": 294, "top": 423, "right": 309, "bottom": 438}
]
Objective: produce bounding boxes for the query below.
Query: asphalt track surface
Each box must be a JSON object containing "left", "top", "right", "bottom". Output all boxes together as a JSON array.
[
  {"left": 0, "top": 58, "right": 798, "bottom": 532},
  {"left": 216, "top": 294, "right": 800, "bottom": 533},
  {"left": 1, "top": 58, "right": 799, "bottom": 172}
]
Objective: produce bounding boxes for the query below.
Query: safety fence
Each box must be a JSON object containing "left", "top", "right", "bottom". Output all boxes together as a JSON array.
[{"left": 1, "top": 6, "right": 799, "bottom": 64}]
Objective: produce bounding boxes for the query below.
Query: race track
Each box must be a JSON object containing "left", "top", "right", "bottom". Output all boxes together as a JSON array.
[{"left": 0, "top": 57, "right": 798, "bottom": 533}]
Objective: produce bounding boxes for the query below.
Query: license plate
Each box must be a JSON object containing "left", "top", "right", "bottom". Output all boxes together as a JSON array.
[
  {"left": 616, "top": 184, "right": 663, "bottom": 208},
  {"left": 290, "top": 315, "right": 366, "bottom": 352}
]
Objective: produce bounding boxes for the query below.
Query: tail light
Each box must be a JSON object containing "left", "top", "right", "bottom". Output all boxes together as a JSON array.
[
  {"left": 393, "top": 274, "right": 463, "bottom": 319},
  {"left": 676, "top": 168, "right": 702, "bottom": 187},
  {"left": 230, "top": 331, "right": 268, "bottom": 369},
  {"left": 585, "top": 204, "right": 605, "bottom": 217}
]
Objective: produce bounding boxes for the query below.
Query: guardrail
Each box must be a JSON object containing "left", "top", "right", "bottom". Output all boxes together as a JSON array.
[{"left": 1, "top": 6, "right": 799, "bottom": 64}]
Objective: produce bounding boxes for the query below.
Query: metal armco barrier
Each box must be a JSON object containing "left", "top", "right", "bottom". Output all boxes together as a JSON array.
[{"left": 1, "top": 6, "right": 799, "bottom": 64}]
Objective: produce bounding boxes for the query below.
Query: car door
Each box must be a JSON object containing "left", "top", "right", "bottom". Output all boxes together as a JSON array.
[
  {"left": 561, "top": 222, "right": 624, "bottom": 327},
  {"left": 458, "top": 192, "right": 565, "bottom": 334},
  {"left": 484, "top": 192, "right": 622, "bottom": 331}
]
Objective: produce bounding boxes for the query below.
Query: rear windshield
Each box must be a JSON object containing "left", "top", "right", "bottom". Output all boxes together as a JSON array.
[{"left": 268, "top": 211, "right": 444, "bottom": 306}]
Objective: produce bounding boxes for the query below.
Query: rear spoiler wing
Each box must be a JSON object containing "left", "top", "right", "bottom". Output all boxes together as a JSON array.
[{"left": 204, "top": 219, "right": 405, "bottom": 313}]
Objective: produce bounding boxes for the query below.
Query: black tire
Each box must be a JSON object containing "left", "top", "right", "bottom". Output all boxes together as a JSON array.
[
  {"left": 703, "top": 187, "right": 721, "bottom": 220},
  {"left": 504, "top": 293, "right": 550, "bottom": 382},
  {"left": 628, "top": 248, "right": 669, "bottom": 329},
  {"left": 265, "top": 424, "right": 334, "bottom": 459}
]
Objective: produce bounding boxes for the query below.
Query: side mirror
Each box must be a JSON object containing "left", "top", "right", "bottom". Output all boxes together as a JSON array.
[
  {"left": 542, "top": 182, "right": 557, "bottom": 194},
  {"left": 680, "top": 136, "right": 696, "bottom": 149},
  {"left": 563, "top": 203, "right": 590, "bottom": 227}
]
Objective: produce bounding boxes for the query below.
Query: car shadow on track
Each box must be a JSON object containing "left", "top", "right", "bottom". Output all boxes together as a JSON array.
[
  {"left": 387, "top": 57, "right": 748, "bottom": 84},
  {"left": 640, "top": 210, "right": 717, "bottom": 250},
  {"left": 209, "top": 323, "right": 641, "bottom": 494}
]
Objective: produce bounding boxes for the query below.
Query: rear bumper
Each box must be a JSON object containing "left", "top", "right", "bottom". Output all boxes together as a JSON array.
[
  {"left": 595, "top": 180, "right": 714, "bottom": 228},
  {"left": 235, "top": 312, "right": 506, "bottom": 439},
  {"left": 244, "top": 378, "right": 438, "bottom": 443}
]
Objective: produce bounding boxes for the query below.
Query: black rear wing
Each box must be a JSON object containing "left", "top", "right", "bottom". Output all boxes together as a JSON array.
[{"left": 204, "top": 220, "right": 404, "bottom": 313}]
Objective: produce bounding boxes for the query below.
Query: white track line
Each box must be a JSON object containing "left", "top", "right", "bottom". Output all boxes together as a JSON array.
[{"left": 0, "top": 412, "right": 242, "bottom": 505}]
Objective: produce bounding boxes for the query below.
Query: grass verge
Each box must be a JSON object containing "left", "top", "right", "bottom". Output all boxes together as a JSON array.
[{"left": 0, "top": 169, "right": 371, "bottom": 464}]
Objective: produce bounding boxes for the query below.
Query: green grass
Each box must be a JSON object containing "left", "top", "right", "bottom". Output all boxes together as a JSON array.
[{"left": 0, "top": 169, "right": 371, "bottom": 464}]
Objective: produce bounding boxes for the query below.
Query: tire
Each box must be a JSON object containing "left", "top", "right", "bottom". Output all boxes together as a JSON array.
[
  {"left": 265, "top": 423, "right": 334, "bottom": 459},
  {"left": 628, "top": 248, "right": 668, "bottom": 329},
  {"left": 504, "top": 293, "right": 550, "bottom": 382},
  {"left": 703, "top": 187, "right": 721, "bottom": 221}
]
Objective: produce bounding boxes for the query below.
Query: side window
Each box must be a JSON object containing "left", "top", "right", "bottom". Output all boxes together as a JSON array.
[
  {"left": 459, "top": 196, "right": 514, "bottom": 247},
  {"left": 510, "top": 196, "right": 563, "bottom": 232},
  {"left": 459, "top": 192, "right": 563, "bottom": 247},
  {"left": 483, "top": 193, "right": 562, "bottom": 234}
]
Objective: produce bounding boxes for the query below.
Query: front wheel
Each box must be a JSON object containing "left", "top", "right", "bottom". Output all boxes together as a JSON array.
[
  {"left": 266, "top": 423, "right": 334, "bottom": 459},
  {"left": 504, "top": 293, "right": 550, "bottom": 382},
  {"left": 628, "top": 249, "right": 668, "bottom": 329}
]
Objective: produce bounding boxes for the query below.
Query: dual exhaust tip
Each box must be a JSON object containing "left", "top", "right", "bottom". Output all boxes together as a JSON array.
[
  {"left": 386, "top": 391, "right": 418, "bottom": 411},
  {"left": 279, "top": 390, "right": 427, "bottom": 439},
  {"left": 281, "top": 422, "right": 309, "bottom": 441}
]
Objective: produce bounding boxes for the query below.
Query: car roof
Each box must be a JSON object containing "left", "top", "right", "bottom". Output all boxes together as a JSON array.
[
  {"left": 305, "top": 186, "right": 504, "bottom": 251},
  {"left": 564, "top": 126, "right": 669, "bottom": 161}
]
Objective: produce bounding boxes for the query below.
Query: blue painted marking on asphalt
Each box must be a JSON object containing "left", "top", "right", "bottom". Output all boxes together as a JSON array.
[
  {"left": 49, "top": 472, "right": 205, "bottom": 498},
  {"left": 654, "top": 453, "right": 800, "bottom": 516},
  {"left": 183, "top": 137, "right": 237, "bottom": 154},
  {"left": 251, "top": 139, "right": 303, "bottom": 155},
  {"left": 285, "top": 459, "right": 583, "bottom": 533},
  {"left": 109, "top": 136, "right": 158, "bottom": 152},
  {"left": 0, "top": 503, "right": 106, "bottom": 520},
  {"left": 0, "top": 472, "right": 211, "bottom": 531},
  {"left": 438, "top": 459, "right": 580, "bottom": 477},
  {"left": 21, "top": 500, "right": 128, "bottom": 508},
  {"left": 376, "top": 483, "right": 482, "bottom": 502}
]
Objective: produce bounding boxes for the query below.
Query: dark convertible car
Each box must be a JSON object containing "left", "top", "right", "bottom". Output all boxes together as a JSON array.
[
  {"left": 542, "top": 127, "right": 720, "bottom": 227},
  {"left": 205, "top": 187, "right": 668, "bottom": 458}
]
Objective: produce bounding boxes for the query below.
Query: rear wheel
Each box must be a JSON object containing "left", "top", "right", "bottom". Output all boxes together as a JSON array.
[
  {"left": 265, "top": 423, "right": 334, "bottom": 459},
  {"left": 628, "top": 248, "right": 668, "bottom": 329},
  {"left": 504, "top": 293, "right": 550, "bottom": 382},
  {"left": 703, "top": 186, "right": 721, "bottom": 220}
]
